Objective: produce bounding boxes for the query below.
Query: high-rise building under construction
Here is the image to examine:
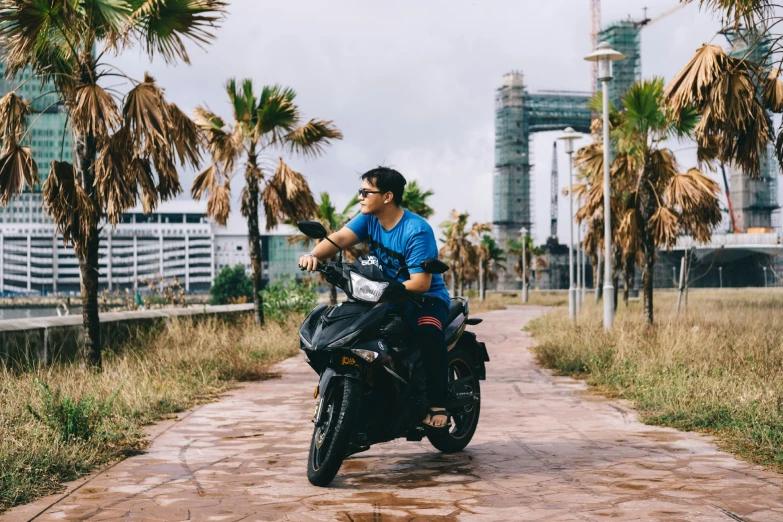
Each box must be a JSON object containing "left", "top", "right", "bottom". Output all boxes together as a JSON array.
[
  {"left": 598, "top": 20, "right": 641, "bottom": 108},
  {"left": 492, "top": 72, "right": 591, "bottom": 269}
]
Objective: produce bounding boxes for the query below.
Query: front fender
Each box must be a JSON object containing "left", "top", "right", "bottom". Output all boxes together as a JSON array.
[{"left": 313, "top": 359, "right": 366, "bottom": 428}]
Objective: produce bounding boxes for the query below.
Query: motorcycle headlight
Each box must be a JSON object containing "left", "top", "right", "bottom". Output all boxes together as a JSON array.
[
  {"left": 327, "top": 328, "right": 362, "bottom": 348},
  {"left": 350, "top": 272, "right": 389, "bottom": 302}
]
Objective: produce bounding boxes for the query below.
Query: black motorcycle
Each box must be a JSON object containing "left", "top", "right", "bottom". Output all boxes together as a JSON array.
[{"left": 296, "top": 221, "right": 489, "bottom": 487}]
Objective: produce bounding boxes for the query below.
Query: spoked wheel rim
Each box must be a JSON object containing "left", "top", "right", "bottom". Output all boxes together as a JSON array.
[
  {"left": 311, "top": 387, "right": 340, "bottom": 471},
  {"left": 448, "top": 357, "right": 478, "bottom": 439}
]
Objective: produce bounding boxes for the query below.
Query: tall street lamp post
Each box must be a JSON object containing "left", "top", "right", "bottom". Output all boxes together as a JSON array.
[
  {"left": 585, "top": 41, "right": 626, "bottom": 330},
  {"left": 719, "top": 266, "right": 723, "bottom": 288},
  {"left": 557, "top": 127, "right": 583, "bottom": 322},
  {"left": 520, "top": 227, "right": 528, "bottom": 303}
]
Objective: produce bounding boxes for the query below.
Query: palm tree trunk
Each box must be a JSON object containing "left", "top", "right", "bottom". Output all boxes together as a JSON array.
[
  {"left": 623, "top": 253, "right": 635, "bottom": 307},
  {"left": 245, "top": 154, "right": 265, "bottom": 325},
  {"left": 79, "top": 232, "right": 101, "bottom": 367},
  {"left": 594, "top": 251, "right": 603, "bottom": 303},
  {"left": 639, "top": 172, "right": 656, "bottom": 325},
  {"left": 613, "top": 245, "right": 622, "bottom": 312},
  {"left": 74, "top": 129, "right": 101, "bottom": 367}
]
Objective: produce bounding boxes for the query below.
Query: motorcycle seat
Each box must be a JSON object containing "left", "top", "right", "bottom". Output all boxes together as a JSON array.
[{"left": 446, "top": 300, "right": 465, "bottom": 325}]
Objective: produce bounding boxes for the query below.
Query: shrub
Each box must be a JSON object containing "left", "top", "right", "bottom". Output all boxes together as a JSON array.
[
  {"left": 210, "top": 265, "right": 254, "bottom": 305},
  {"left": 261, "top": 277, "right": 318, "bottom": 321}
]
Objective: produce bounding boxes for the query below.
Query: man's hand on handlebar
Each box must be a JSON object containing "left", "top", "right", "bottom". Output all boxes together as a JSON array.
[{"left": 298, "top": 253, "right": 320, "bottom": 272}]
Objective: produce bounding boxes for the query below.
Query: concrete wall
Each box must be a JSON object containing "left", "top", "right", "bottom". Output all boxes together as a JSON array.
[{"left": 0, "top": 304, "right": 254, "bottom": 368}]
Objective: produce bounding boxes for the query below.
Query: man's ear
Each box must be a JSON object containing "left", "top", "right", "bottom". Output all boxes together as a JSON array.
[{"left": 384, "top": 192, "right": 393, "bottom": 204}]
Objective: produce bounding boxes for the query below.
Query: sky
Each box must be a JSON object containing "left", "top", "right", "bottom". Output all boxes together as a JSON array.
[{"left": 111, "top": 0, "right": 732, "bottom": 244}]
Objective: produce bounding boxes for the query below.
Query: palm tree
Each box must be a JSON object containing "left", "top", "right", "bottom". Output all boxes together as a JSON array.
[
  {"left": 439, "top": 210, "right": 489, "bottom": 296},
  {"left": 476, "top": 234, "right": 505, "bottom": 301},
  {"left": 288, "top": 192, "right": 359, "bottom": 304},
  {"left": 401, "top": 180, "right": 435, "bottom": 218},
  {"left": 578, "top": 79, "right": 722, "bottom": 324},
  {"left": 0, "top": 0, "right": 226, "bottom": 367},
  {"left": 193, "top": 80, "right": 342, "bottom": 325}
]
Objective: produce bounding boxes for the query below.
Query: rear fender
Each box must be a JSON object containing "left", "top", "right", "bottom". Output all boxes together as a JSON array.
[{"left": 454, "top": 331, "right": 489, "bottom": 380}]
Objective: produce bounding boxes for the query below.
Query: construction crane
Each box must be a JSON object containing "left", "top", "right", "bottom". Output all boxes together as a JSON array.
[
  {"left": 634, "top": 4, "right": 687, "bottom": 29},
  {"left": 550, "top": 142, "right": 558, "bottom": 241}
]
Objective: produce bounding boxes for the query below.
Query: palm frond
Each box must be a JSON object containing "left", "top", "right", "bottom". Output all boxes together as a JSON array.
[
  {"left": 0, "top": 144, "right": 37, "bottom": 204},
  {"left": 574, "top": 143, "right": 603, "bottom": 184},
  {"left": 123, "top": 73, "right": 167, "bottom": 152},
  {"left": 193, "top": 105, "right": 238, "bottom": 173},
  {"left": 43, "top": 161, "right": 97, "bottom": 247},
  {"left": 94, "top": 130, "right": 135, "bottom": 225},
  {"left": 0, "top": 92, "right": 30, "bottom": 146},
  {"left": 207, "top": 181, "right": 230, "bottom": 226},
  {"left": 191, "top": 164, "right": 217, "bottom": 200},
  {"left": 71, "top": 83, "right": 120, "bottom": 143},
  {"left": 688, "top": 0, "right": 773, "bottom": 29},
  {"left": 130, "top": 156, "right": 158, "bottom": 213},
  {"left": 665, "top": 44, "right": 729, "bottom": 112},
  {"left": 261, "top": 159, "right": 317, "bottom": 231},
  {"left": 165, "top": 102, "right": 201, "bottom": 168},
  {"left": 256, "top": 91, "right": 298, "bottom": 142},
  {"left": 650, "top": 206, "right": 679, "bottom": 249},
  {"left": 764, "top": 68, "right": 783, "bottom": 112},
  {"left": 129, "top": 0, "right": 227, "bottom": 64},
  {"left": 286, "top": 119, "right": 343, "bottom": 159}
]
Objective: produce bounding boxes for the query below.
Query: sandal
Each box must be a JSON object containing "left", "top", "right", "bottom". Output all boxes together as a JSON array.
[{"left": 422, "top": 408, "right": 451, "bottom": 430}]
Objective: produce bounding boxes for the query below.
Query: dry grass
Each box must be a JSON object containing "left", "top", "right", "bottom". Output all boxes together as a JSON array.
[
  {"left": 527, "top": 288, "right": 783, "bottom": 471},
  {"left": 468, "top": 290, "right": 568, "bottom": 314},
  {"left": 0, "top": 314, "right": 300, "bottom": 512}
]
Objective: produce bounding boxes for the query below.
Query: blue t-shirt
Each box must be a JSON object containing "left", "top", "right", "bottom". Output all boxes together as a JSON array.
[{"left": 346, "top": 210, "right": 450, "bottom": 305}]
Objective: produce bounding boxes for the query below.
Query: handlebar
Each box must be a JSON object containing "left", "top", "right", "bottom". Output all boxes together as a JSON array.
[{"left": 298, "top": 261, "right": 424, "bottom": 307}]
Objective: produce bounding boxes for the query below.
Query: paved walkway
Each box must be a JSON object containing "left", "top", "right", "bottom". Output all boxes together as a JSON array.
[{"left": 5, "top": 306, "right": 783, "bottom": 521}]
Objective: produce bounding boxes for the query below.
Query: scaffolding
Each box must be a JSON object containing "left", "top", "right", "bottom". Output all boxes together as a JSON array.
[
  {"left": 493, "top": 72, "right": 591, "bottom": 284},
  {"left": 723, "top": 29, "right": 780, "bottom": 231},
  {"left": 598, "top": 21, "right": 641, "bottom": 108}
]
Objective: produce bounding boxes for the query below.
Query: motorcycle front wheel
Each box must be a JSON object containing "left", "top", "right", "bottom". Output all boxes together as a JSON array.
[
  {"left": 307, "top": 377, "right": 361, "bottom": 487},
  {"left": 427, "top": 348, "right": 481, "bottom": 453}
]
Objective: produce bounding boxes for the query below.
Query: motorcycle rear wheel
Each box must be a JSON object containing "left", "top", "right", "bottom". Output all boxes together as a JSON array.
[
  {"left": 307, "top": 377, "right": 360, "bottom": 487},
  {"left": 427, "top": 349, "right": 481, "bottom": 453}
]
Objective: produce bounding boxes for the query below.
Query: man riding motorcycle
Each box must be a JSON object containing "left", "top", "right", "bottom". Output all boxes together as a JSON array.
[{"left": 299, "top": 166, "right": 451, "bottom": 429}]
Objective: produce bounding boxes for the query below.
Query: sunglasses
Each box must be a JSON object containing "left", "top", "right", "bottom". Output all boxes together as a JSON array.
[{"left": 358, "top": 189, "right": 383, "bottom": 198}]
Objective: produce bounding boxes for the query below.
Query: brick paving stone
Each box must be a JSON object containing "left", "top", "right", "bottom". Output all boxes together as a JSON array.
[{"left": 4, "top": 306, "right": 783, "bottom": 522}]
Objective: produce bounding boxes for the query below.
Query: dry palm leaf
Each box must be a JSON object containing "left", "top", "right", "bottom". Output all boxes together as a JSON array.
[
  {"left": 193, "top": 106, "right": 237, "bottom": 173},
  {"left": 690, "top": 0, "right": 772, "bottom": 30},
  {"left": 123, "top": 73, "right": 167, "bottom": 153},
  {"left": 130, "top": 156, "right": 158, "bottom": 213},
  {"left": 207, "top": 181, "right": 231, "bottom": 226},
  {"left": 94, "top": 133, "right": 135, "bottom": 225},
  {"left": 665, "top": 168, "right": 720, "bottom": 214},
  {"left": 650, "top": 206, "right": 679, "bottom": 249},
  {"left": 764, "top": 68, "right": 783, "bottom": 112},
  {"left": 166, "top": 102, "right": 202, "bottom": 168},
  {"left": 648, "top": 149, "right": 678, "bottom": 187},
  {"left": 0, "top": 92, "right": 30, "bottom": 145},
  {"left": 574, "top": 143, "right": 603, "bottom": 184},
  {"left": 0, "top": 145, "right": 37, "bottom": 204},
  {"left": 665, "top": 44, "right": 728, "bottom": 112},
  {"left": 43, "top": 161, "right": 98, "bottom": 247},
  {"left": 71, "top": 83, "right": 120, "bottom": 142},
  {"left": 191, "top": 164, "right": 217, "bottom": 200},
  {"left": 262, "top": 159, "right": 317, "bottom": 230},
  {"left": 618, "top": 208, "right": 641, "bottom": 253},
  {"left": 151, "top": 150, "right": 181, "bottom": 201}
]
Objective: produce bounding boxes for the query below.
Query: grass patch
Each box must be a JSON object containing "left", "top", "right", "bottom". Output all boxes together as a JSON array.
[
  {"left": 527, "top": 288, "right": 783, "bottom": 472},
  {"left": 0, "top": 314, "right": 300, "bottom": 512}
]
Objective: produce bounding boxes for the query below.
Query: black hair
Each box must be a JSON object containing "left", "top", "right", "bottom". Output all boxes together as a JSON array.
[{"left": 361, "top": 166, "right": 407, "bottom": 206}]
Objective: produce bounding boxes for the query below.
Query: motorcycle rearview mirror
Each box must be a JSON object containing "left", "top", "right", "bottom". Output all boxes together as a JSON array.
[
  {"left": 420, "top": 258, "right": 449, "bottom": 274},
  {"left": 297, "top": 221, "right": 343, "bottom": 264},
  {"left": 297, "top": 221, "right": 328, "bottom": 239}
]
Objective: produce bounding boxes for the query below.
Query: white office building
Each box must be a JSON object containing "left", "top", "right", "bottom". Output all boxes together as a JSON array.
[{"left": 0, "top": 198, "right": 310, "bottom": 295}]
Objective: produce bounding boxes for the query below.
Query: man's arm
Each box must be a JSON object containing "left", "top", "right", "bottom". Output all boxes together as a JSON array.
[
  {"left": 404, "top": 273, "right": 433, "bottom": 295},
  {"left": 299, "top": 226, "right": 361, "bottom": 272}
]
